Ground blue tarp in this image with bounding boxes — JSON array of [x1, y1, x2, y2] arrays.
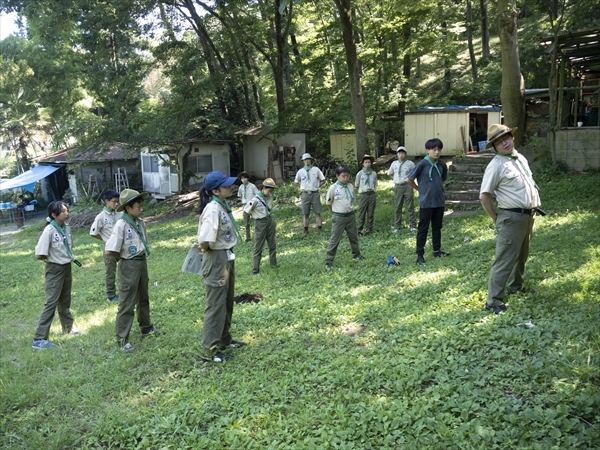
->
[[0, 165, 60, 192]]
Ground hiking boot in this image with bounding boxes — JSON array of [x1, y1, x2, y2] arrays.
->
[[32, 339, 54, 350]]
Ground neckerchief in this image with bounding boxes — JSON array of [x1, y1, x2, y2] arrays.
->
[[424, 156, 442, 181], [212, 195, 242, 240], [122, 213, 151, 256], [397, 160, 405, 176], [50, 220, 73, 259], [103, 206, 116, 224], [335, 180, 352, 201], [361, 168, 372, 186], [255, 192, 271, 218], [241, 184, 248, 202], [495, 151, 540, 190], [304, 165, 313, 182]]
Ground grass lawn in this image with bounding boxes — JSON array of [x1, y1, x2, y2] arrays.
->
[[1, 169, 599, 449]]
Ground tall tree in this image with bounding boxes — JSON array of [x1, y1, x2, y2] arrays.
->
[[466, 0, 478, 82], [332, 0, 368, 162], [497, 0, 525, 146], [480, 0, 490, 58]]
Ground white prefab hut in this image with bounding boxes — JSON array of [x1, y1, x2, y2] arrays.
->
[[404, 105, 502, 156], [142, 140, 235, 197], [235, 126, 306, 183]]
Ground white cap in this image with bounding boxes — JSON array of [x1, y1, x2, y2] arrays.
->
[[397, 146, 407, 153], [301, 153, 313, 160]]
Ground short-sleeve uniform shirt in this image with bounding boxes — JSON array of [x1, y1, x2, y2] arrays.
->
[[355, 169, 378, 193], [90, 209, 122, 242], [105, 218, 148, 259], [238, 183, 258, 205], [295, 166, 325, 191], [326, 183, 355, 214], [35, 223, 74, 265], [198, 201, 238, 250], [387, 160, 415, 184], [243, 194, 273, 219]]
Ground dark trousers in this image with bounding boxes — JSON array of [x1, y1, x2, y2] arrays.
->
[[416, 207, 445, 255], [34, 262, 74, 340]]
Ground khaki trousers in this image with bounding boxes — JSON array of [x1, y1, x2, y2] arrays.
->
[[34, 262, 74, 340], [393, 183, 416, 229], [201, 249, 235, 356], [243, 211, 252, 241], [104, 254, 118, 299], [115, 258, 153, 343], [487, 210, 534, 307], [253, 217, 277, 272], [357, 191, 376, 233], [325, 213, 360, 264]]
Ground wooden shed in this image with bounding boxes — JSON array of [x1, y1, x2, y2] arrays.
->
[[404, 105, 502, 156], [329, 129, 382, 161]]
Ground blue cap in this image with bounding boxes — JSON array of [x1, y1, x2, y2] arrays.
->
[[204, 171, 237, 191]]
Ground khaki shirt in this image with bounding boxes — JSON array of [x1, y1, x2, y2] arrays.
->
[[90, 209, 122, 242], [243, 194, 273, 219], [198, 201, 238, 250], [355, 169, 378, 193], [35, 223, 75, 265], [387, 160, 415, 184], [238, 182, 258, 204], [326, 182, 355, 213], [480, 151, 541, 210], [105, 217, 149, 259], [295, 166, 325, 191]]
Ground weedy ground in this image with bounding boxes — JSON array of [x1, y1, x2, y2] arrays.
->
[[1, 169, 599, 449]]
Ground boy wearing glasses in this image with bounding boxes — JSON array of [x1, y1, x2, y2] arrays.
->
[[90, 190, 122, 302], [407, 139, 450, 265]]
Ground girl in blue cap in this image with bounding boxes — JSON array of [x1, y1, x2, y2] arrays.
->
[[197, 171, 246, 363]]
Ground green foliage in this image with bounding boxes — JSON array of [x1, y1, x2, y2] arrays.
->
[[1, 171, 599, 448]]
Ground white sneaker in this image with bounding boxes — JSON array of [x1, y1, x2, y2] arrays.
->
[[410, 227, 417, 232], [121, 343, 135, 352], [393, 229, 399, 234]]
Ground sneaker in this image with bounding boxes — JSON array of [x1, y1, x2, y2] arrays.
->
[[353, 255, 365, 261], [121, 342, 135, 352], [141, 328, 163, 339], [393, 229, 399, 234], [507, 287, 535, 296], [485, 303, 507, 314], [433, 251, 450, 257], [32, 339, 54, 350], [410, 227, 418, 232], [203, 352, 234, 363], [228, 340, 247, 348], [66, 330, 80, 336], [416, 255, 425, 265], [252, 270, 260, 276], [358, 231, 363, 236], [325, 263, 333, 269], [364, 230, 371, 236], [245, 238, 251, 243], [107, 296, 119, 303], [303, 229, 309, 236]]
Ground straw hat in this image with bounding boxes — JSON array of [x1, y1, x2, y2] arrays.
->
[[362, 154, 375, 163], [486, 124, 518, 149], [260, 178, 277, 189], [117, 189, 148, 212]]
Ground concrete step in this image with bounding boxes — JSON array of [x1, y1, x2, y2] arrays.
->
[[446, 180, 482, 191], [445, 190, 481, 201], [450, 163, 487, 173], [445, 199, 481, 210], [451, 152, 495, 165], [446, 171, 485, 180]]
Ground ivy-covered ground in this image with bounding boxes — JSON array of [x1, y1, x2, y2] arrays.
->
[[1, 169, 599, 449]]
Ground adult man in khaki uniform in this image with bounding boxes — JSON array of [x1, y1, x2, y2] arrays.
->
[[480, 124, 542, 314]]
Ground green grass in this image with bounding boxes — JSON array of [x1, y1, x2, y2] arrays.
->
[[1, 171, 599, 449]]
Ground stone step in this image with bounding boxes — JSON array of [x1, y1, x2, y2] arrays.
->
[[450, 163, 487, 173], [445, 190, 481, 201], [446, 171, 486, 180], [445, 199, 481, 210], [446, 180, 482, 191]]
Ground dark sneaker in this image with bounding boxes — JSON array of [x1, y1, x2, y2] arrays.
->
[[416, 255, 425, 265], [485, 303, 507, 314], [107, 296, 119, 303], [353, 255, 365, 261], [141, 328, 163, 339], [32, 339, 54, 350], [245, 239, 251, 243], [228, 340, 247, 348], [252, 270, 260, 276], [358, 230, 363, 236], [303, 229, 309, 236], [203, 352, 234, 363], [325, 263, 333, 269], [433, 251, 450, 257], [364, 230, 371, 236]]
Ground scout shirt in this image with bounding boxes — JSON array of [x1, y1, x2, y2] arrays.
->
[[90, 208, 122, 242], [326, 182, 355, 214], [198, 201, 239, 250], [387, 159, 415, 184], [480, 150, 541, 210], [238, 182, 258, 205], [105, 217, 149, 259], [294, 166, 325, 192], [243, 193, 273, 219], [355, 168, 378, 193], [35, 222, 75, 265]]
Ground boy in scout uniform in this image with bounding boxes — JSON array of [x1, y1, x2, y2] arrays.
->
[[237, 172, 258, 242], [294, 153, 326, 235], [325, 166, 364, 269], [105, 189, 160, 352], [243, 178, 277, 275], [90, 189, 121, 302], [32, 201, 80, 349], [355, 154, 378, 236], [387, 146, 417, 233]]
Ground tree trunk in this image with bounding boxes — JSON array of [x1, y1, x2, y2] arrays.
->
[[467, 0, 478, 82], [333, 0, 368, 163], [497, 0, 526, 146], [480, 0, 490, 58]]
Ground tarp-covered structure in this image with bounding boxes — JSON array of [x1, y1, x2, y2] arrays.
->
[[0, 165, 60, 193]]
